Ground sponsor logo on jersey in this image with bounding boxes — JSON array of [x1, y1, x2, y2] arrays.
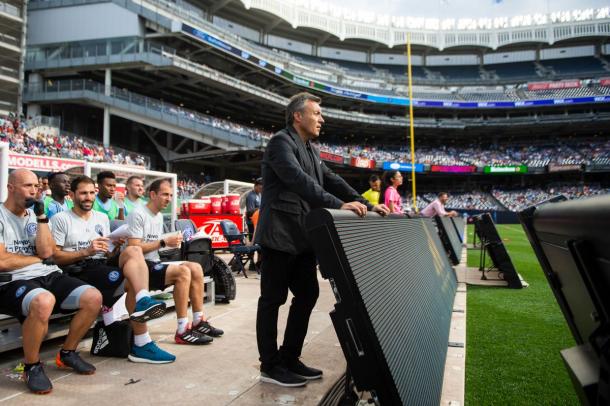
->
[[15, 285, 27, 298], [26, 222, 37, 237], [108, 270, 121, 282]]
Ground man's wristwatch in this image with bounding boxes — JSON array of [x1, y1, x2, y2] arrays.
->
[[36, 216, 49, 224], [159, 239, 166, 248]]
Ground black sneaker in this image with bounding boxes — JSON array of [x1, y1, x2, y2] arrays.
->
[[24, 363, 53, 394], [175, 326, 213, 345], [260, 365, 307, 387], [193, 320, 224, 337], [55, 351, 96, 375], [284, 359, 323, 380]]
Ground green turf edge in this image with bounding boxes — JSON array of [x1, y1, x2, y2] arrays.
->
[[464, 224, 579, 406]]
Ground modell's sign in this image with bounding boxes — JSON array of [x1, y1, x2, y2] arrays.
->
[[319, 151, 343, 163], [8, 153, 84, 172], [527, 80, 581, 91], [350, 157, 375, 169]]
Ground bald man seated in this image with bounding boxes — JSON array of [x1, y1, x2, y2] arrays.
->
[[0, 169, 103, 395]]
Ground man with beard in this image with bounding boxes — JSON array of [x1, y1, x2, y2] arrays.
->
[[51, 175, 174, 364], [127, 178, 224, 347], [123, 176, 147, 217], [44, 172, 73, 219], [93, 171, 124, 221], [0, 169, 102, 394]]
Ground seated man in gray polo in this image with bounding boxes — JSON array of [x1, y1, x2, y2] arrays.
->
[[0, 169, 102, 395]]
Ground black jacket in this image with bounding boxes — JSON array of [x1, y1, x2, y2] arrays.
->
[[254, 125, 373, 255]]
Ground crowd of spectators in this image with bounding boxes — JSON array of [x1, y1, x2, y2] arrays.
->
[[177, 178, 206, 200], [1, 114, 149, 167], [317, 141, 610, 167], [492, 185, 610, 212]]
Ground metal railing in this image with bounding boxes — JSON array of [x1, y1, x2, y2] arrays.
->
[[24, 79, 270, 149]]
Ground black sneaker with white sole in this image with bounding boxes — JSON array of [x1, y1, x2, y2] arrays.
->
[[284, 359, 323, 380], [260, 365, 307, 387]]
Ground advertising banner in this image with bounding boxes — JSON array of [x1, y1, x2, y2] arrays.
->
[[382, 162, 424, 172], [350, 157, 376, 169], [483, 165, 528, 174], [320, 151, 344, 164], [527, 80, 581, 91], [8, 153, 85, 172], [548, 164, 582, 172], [430, 165, 476, 173]]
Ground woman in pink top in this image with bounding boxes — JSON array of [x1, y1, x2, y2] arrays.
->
[[383, 170, 403, 213]]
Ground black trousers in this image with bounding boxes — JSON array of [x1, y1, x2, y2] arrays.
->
[[256, 246, 319, 371]]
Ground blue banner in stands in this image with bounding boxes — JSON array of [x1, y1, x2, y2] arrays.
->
[[382, 162, 424, 172], [180, 23, 610, 110]]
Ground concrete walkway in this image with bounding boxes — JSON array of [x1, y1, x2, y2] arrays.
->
[[0, 271, 346, 405]]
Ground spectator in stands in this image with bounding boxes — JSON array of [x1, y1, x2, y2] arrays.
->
[[50, 175, 170, 363], [127, 179, 223, 351], [383, 170, 403, 214], [93, 171, 124, 221], [420, 192, 458, 218], [255, 92, 389, 388], [44, 172, 73, 219], [124, 175, 147, 217], [362, 174, 382, 205], [0, 169, 102, 394]]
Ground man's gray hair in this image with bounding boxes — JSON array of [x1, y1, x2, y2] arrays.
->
[[285, 92, 321, 126]]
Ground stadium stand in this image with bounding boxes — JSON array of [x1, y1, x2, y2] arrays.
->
[[1, 114, 150, 167]]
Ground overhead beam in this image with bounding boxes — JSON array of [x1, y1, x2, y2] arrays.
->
[[210, 0, 232, 14]]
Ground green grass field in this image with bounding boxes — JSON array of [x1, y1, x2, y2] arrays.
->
[[465, 224, 579, 405]]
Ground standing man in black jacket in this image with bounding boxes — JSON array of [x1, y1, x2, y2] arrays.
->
[[255, 92, 389, 387]]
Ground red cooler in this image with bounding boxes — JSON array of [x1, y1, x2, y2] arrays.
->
[[226, 194, 240, 215], [200, 197, 211, 214], [187, 199, 208, 214], [210, 195, 222, 214], [221, 195, 228, 213]]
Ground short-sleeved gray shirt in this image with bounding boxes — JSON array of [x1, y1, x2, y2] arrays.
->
[[0, 204, 61, 285], [51, 210, 111, 260], [127, 205, 163, 262]]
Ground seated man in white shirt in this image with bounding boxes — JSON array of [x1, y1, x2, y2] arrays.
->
[[420, 192, 458, 218], [0, 169, 102, 394], [127, 178, 224, 347]]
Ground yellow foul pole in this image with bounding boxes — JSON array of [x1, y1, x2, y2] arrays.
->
[[407, 33, 417, 212]]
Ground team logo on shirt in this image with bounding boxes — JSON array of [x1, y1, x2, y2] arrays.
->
[[15, 286, 27, 298], [108, 271, 120, 282], [153, 263, 165, 271], [94, 225, 104, 236], [26, 223, 37, 237]]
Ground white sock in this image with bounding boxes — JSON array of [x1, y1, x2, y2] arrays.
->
[[177, 317, 189, 334], [134, 332, 152, 347], [135, 289, 150, 302], [192, 312, 204, 326]]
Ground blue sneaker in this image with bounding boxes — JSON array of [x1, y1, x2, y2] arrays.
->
[[130, 296, 166, 323], [128, 342, 176, 364]]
